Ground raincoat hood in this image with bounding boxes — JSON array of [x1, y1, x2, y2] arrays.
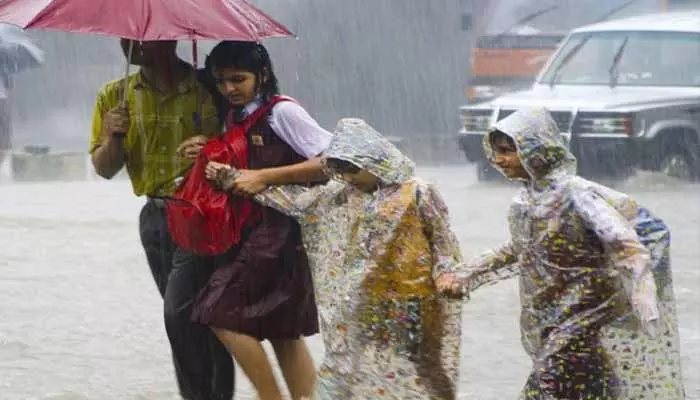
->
[[324, 118, 416, 185], [484, 108, 577, 182]]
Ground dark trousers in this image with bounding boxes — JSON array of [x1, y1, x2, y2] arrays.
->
[[139, 200, 234, 400]]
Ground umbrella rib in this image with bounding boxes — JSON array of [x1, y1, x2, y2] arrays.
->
[[6, 0, 54, 29], [240, 0, 261, 42]]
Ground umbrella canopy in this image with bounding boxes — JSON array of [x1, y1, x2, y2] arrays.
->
[[0, 0, 293, 41], [0, 0, 293, 121]]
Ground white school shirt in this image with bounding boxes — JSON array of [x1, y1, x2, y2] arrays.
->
[[241, 99, 332, 159]]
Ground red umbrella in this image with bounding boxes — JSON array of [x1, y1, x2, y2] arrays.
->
[[0, 0, 293, 41], [0, 0, 294, 111]]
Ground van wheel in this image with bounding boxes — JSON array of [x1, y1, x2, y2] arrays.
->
[[659, 147, 695, 181]]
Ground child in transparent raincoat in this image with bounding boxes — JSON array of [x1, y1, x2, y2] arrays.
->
[[207, 118, 465, 399], [447, 108, 685, 399]]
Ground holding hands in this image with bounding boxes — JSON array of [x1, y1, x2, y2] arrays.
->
[[435, 272, 469, 299]]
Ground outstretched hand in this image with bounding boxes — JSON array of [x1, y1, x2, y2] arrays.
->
[[230, 169, 269, 197], [435, 272, 468, 299]]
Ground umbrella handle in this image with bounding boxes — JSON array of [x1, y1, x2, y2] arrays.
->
[[115, 40, 134, 139], [192, 39, 202, 133]]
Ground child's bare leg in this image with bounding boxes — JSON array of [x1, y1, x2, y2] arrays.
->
[[270, 338, 316, 399], [213, 328, 283, 400]]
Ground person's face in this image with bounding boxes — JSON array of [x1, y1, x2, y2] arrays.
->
[[324, 159, 380, 192], [212, 67, 263, 107], [120, 39, 176, 66], [339, 169, 380, 192], [490, 135, 530, 180]]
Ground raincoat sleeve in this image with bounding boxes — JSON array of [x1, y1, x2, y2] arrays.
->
[[253, 180, 346, 220], [416, 183, 465, 279], [571, 190, 660, 327], [461, 241, 520, 293]]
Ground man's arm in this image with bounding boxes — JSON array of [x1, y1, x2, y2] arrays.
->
[[89, 93, 129, 179], [91, 138, 126, 179]]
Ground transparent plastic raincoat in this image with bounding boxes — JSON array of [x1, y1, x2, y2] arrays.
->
[[250, 118, 464, 399], [462, 108, 684, 399]]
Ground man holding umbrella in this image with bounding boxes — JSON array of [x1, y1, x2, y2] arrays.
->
[[0, 0, 296, 397], [90, 39, 233, 400]]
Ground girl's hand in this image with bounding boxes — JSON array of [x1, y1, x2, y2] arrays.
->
[[435, 272, 468, 299], [231, 169, 269, 196], [205, 161, 231, 181], [205, 161, 237, 191]]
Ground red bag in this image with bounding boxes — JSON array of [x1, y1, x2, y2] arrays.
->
[[166, 95, 294, 256]]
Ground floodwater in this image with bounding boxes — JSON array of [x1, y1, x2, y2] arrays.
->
[[0, 165, 698, 399]]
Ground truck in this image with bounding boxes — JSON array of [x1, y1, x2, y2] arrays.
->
[[458, 10, 700, 182], [464, 1, 668, 105], [466, 30, 564, 104]]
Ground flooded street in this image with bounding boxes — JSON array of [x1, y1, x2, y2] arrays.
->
[[0, 164, 698, 399]]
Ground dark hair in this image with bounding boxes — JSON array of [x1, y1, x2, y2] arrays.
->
[[489, 129, 515, 149], [325, 158, 361, 174], [205, 41, 280, 101]]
